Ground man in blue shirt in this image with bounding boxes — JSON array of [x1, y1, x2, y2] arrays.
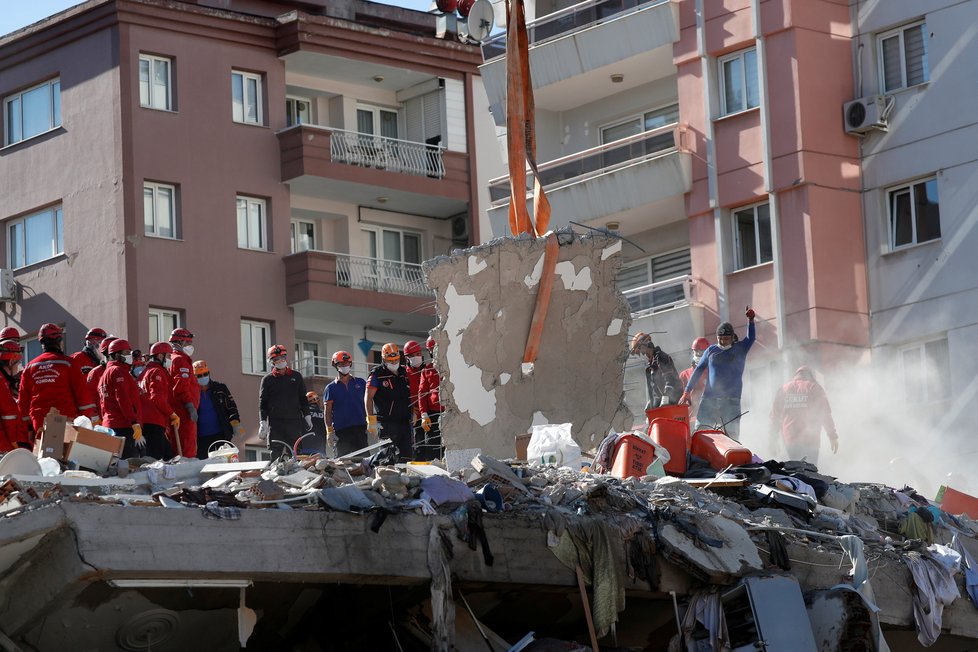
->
[[323, 350, 368, 456], [680, 307, 756, 440]]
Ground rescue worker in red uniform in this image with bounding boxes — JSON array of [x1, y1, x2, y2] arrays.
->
[[417, 336, 443, 461], [168, 328, 200, 458], [70, 327, 108, 376], [0, 340, 30, 451], [97, 338, 145, 458], [769, 366, 839, 465], [678, 337, 710, 423], [366, 343, 414, 461], [0, 328, 22, 398], [19, 323, 98, 438], [403, 340, 425, 454], [140, 342, 179, 459]]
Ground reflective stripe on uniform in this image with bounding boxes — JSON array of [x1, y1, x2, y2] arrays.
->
[[78, 403, 96, 410], [0, 415, 15, 420], [27, 359, 71, 368]]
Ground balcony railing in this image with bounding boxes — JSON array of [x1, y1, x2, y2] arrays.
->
[[328, 128, 445, 178], [482, 0, 667, 60], [488, 123, 682, 204], [622, 274, 693, 318], [330, 251, 431, 298]]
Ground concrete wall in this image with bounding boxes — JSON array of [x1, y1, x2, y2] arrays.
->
[[425, 233, 632, 457]]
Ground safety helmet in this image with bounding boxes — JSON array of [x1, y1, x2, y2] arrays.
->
[[381, 343, 400, 363], [0, 340, 22, 362], [0, 327, 20, 340], [403, 340, 422, 357], [86, 327, 108, 340], [99, 336, 118, 354], [305, 391, 318, 402], [436, 0, 458, 13], [716, 322, 735, 338], [169, 327, 194, 343], [691, 337, 710, 352], [38, 323, 64, 341], [108, 338, 132, 354], [331, 350, 352, 367], [149, 341, 173, 356], [425, 336, 435, 351], [629, 332, 652, 354], [266, 344, 288, 360], [193, 359, 209, 375]]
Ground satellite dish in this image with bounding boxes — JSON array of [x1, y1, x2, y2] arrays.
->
[[466, 0, 495, 42]]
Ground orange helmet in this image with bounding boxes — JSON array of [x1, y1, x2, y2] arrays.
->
[[193, 359, 210, 375], [629, 332, 652, 354], [266, 344, 288, 360], [381, 343, 400, 362], [403, 340, 422, 357], [306, 391, 318, 402], [331, 350, 352, 367], [0, 340, 22, 363]]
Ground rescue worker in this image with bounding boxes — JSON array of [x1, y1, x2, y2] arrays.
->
[[139, 342, 179, 460], [630, 332, 682, 412], [19, 323, 98, 439], [678, 337, 710, 422], [258, 344, 312, 459], [769, 366, 839, 465], [169, 328, 200, 458], [0, 340, 30, 451], [86, 336, 118, 389], [96, 338, 145, 458], [193, 359, 244, 459], [366, 343, 414, 461], [323, 350, 368, 457], [417, 338, 443, 461], [680, 307, 757, 440], [71, 327, 108, 376], [297, 391, 327, 456], [403, 340, 425, 454], [0, 331, 22, 398]]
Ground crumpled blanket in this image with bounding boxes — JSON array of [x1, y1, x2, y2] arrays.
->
[[681, 589, 729, 652], [904, 550, 961, 646], [900, 511, 934, 544], [951, 534, 978, 609]]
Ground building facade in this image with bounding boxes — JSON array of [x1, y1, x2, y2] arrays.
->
[[0, 0, 490, 453]]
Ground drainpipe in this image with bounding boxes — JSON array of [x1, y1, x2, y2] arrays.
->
[[695, 0, 728, 325], [752, 0, 787, 353]]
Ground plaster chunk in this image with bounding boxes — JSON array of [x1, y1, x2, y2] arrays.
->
[[607, 318, 624, 336], [443, 283, 497, 426], [499, 373, 511, 385], [468, 255, 488, 275], [523, 253, 545, 288], [554, 261, 592, 291]]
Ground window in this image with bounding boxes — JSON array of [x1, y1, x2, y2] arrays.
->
[[286, 97, 312, 127], [357, 105, 398, 139], [363, 227, 421, 265], [888, 177, 940, 249], [4, 77, 61, 146], [732, 202, 772, 269], [719, 49, 759, 116], [231, 70, 263, 125], [290, 219, 315, 254], [139, 55, 172, 111], [296, 340, 321, 377], [21, 337, 41, 363], [901, 338, 948, 403], [404, 92, 443, 145], [236, 196, 267, 250], [600, 104, 679, 144], [356, 227, 422, 293], [879, 22, 928, 93], [617, 248, 691, 314], [241, 320, 270, 375], [148, 308, 180, 344], [144, 182, 176, 238], [8, 205, 63, 269]]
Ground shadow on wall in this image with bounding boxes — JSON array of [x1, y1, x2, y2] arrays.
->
[[10, 291, 95, 346]]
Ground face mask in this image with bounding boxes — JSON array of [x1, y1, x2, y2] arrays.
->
[[122, 354, 134, 365], [182, 345, 195, 357], [197, 376, 210, 386], [337, 365, 352, 375], [385, 362, 400, 373], [133, 366, 145, 377], [163, 358, 173, 370], [409, 356, 423, 368], [718, 343, 732, 351], [274, 360, 288, 370]]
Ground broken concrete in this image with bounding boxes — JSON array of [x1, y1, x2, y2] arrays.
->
[[424, 232, 632, 457]]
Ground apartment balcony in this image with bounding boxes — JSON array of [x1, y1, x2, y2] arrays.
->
[[278, 124, 469, 218], [479, 0, 679, 118], [486, 124, 692, 236]]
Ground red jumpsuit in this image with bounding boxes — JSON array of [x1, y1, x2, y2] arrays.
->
[[418, 365, 442, 415], [140, 362, 175, 429], [769, 367, 838, 462], [97, 361, 142, 429], [406, 364, 424, 420], [19, 352, 98, 435], [0, 378, 29, 452], [170, 350, 200, 457]]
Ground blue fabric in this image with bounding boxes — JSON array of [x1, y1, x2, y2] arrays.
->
[[686, 321, 755, 400], [197, 388, 222, 437], [324, 377, 367, 430]]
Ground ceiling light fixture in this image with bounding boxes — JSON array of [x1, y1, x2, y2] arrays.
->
[[377, 196, 389, 204], [372, 75, 385, 83], [610, 73, 624, 83], [606, 221, 620, 231]]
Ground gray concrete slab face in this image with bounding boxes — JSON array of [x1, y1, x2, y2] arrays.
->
[[423, 233, 632, 458]]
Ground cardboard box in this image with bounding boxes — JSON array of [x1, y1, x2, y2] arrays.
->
[[64, 425, 125, 474], [36, 409, 67, 460], [514, 434, 531, 461]]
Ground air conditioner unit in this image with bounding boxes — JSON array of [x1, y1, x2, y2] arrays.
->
[[451, 215, 470, 242], [843, 95, 890, 135], [0, 269, 15, 303]]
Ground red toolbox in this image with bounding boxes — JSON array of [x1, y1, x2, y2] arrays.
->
[[691, 429, 753, 470]]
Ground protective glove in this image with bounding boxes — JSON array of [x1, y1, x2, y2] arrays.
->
[[659, 395, 673, 407], [230, 419, 245, 438], [169, 413, 181, 430], [830, 437, 839, 454], [745, 306, 756, 321], [304, 414, 313, 431], [326, 425, 338, 453], [258, 420, 269, 441], [132, 424, 146, 450], [678, 391, 691, 406], [421, 413, 432, 432], [185, 403, 198, 423], [366, 415, 378, 437]]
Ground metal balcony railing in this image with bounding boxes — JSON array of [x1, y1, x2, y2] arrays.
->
[[328, 128, 445, 178], [488, 123, 681, 204], [621, 274, 693, 318], [330, 251, 432, 298], [481, 0, 667, 61], [295, 357, 377, 379]]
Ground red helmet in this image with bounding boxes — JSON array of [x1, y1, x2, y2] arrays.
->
[[266, 344, 288, 360], [691, 337, 710, 352], [381, 343, 400, 362], [169, 328, 194, 343], [436, 0, 458, 13], [149, 341, 173, 356], [0, 340, 22, 362], [38, 323, 64, 341], [86, 327, 108, 340], [0, 327, 20, 340], [425, 336, 435, 351], [403, 340, 422, 357], [457, 0, 475, 17], [108, 338, 132, 354], [99, 336, 118, 354], [331, 350, 352, 366]]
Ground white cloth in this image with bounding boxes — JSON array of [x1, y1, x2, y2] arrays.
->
[[905, 551, 961, 646]]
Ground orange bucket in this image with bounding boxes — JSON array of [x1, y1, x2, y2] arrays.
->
[[645, 404, 689, 426], [610, 434, 657, 479], [648, 418, 690, 474]]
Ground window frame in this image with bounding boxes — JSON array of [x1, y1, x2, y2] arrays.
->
[[241, 319, 271, 375], [295, 340, 322, 377], [236, 195, 268, 251], [148, 308, 181, 345], [143, 181, 178, 239], [286, 96, 313, 127], [361, 226, 422, 265], [886, 176, 940, 250], [356, 104, 400, 139], [899, 337, 948, 404], [617, 247, 692, 314], [290, 219, 316, 254], [599, 103, 680, 145], [138, 54, 172, 111], [718, 48, 759, 117], [4, 77, 62, 146], [231, 70, 264, 126], [7, 204, 64, 270], [731, 201, 773, 271], [877, 20, 929, 93]]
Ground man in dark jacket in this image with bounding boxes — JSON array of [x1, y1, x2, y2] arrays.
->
[[193, 359, 244, 459], [630, 332, 682, 412], [258, 344, 311, 459], [366, 343, 413, 461]]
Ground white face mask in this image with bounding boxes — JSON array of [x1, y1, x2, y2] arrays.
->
[[274, 360, 288, 370], [409, 356, 423, 368], [718, 343, 732, 351], [163, 358, 173, 370], [385, 362, 400, 373], [197, 376, 210, 386], [692, 352, 703, 365], [122, 354, 134, 365], [182, 345, 195, 357], [337, 365, 352, 375]]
